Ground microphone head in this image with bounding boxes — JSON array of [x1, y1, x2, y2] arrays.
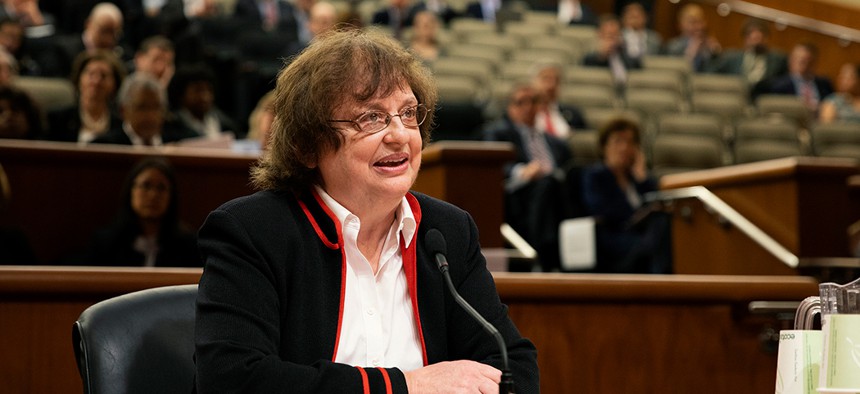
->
[[424, 228, 447, 256]]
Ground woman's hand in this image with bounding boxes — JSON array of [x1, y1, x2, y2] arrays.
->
[[631, 149, 648, 183], [404, 360, 502, 394]]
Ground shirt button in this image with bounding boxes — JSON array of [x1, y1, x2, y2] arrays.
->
[[367, 308, 375, 316], [372, 358, 380, 366]]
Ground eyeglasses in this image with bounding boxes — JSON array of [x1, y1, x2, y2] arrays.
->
[[329, 104, 428, 134], [510, 96, 538, 107], [133, 181, 169, 193]]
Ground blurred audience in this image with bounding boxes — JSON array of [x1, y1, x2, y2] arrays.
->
[[554, 0, 597, 26], [464, 0, 500, 23], [54, 3, 128, 78], [0, 162, 37, 264], [410, 0, 457, 26], [306, 1, 337, 41], [0, 46, 16, 85], [0, 0, 55, 38], [583, 14, 641, 90], [234, 0, 307, 44], [46, 50, 125, 144], [84, 157, 200, 266], [582, 117, 671, 274], [0, 17, 42, 75], [820, 63, 860, 124], [166, 62, 240, 139], [91, 73, 194, 146], [663, 3, 720, 72], [768, 43, 833, 115], [129, 35, 175, 89], [620, 2, 661, 62], [372, 0, 414, 38], [407, 10, 442, 64], [710, 18, 787, 100], [245, 89, 274, 151], [530, 62, 585, 139], [0, 84, 41, 139], [484, 82, 571, 272]]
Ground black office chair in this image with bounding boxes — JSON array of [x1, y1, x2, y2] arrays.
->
[[72, 284, 198, 394]]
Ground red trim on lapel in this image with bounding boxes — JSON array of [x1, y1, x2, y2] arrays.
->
[[402, 192, 428, 365], [298, 194, 339, 250], [304, 189, 348, 363]]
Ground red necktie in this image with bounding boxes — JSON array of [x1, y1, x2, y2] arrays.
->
[[544, 110, 556, 136]]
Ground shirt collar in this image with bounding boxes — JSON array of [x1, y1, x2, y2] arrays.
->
[[122, 122, 163, 146], [314, 185, 417, 248]]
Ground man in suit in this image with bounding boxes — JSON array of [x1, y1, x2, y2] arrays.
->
[[92, 74, 195, 146], [767, 43, 834, 115], [620, 2, 661, 62], [663, 3, 721, 72], [531, 62, 586, 139], [484, 83, 572, 272], [371, 0, 413, 38], [583, 14, 641, 91], [463, 0, 499, 23], [52, 2, 128, 78], [709, 18, 787, 100], [234, 0, 305, 42]]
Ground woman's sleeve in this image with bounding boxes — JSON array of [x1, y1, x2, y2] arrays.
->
[[195, 208, 407, 394]]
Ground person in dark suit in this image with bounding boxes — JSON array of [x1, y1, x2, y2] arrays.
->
[[166, 62, 241, 139], [531, 62, 586, 139], [0, 163, 37, 264], [46, 50, 126, 144], [408, 0, 458, 26], [371, 0, 414, 37], [620, 2, 661, 61], [51, 3, 129, 78], [463, 0, 499, 23], [234, 0, 302, 40], [194, 28, 538, 393], [484, 82, 572, 272], [91, 73, 196, 146], [582, 117, 671, 274], [84, 157, 199, 266], [709, 18, 787, 100], [767, 43, 834, 115], [582, 14, 642, 90], [663, 3, 721, 72]]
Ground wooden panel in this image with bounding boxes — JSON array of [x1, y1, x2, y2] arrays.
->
[[661, 157, 859, 274], [0, 268, 820, 394], [0, 140, 514, 262]]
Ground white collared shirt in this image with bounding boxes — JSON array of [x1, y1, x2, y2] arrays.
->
[[534, 103, 572, 139], [315, 186, 424, 371], [178, 109, 222, 139], [123, 122, 163, 147]]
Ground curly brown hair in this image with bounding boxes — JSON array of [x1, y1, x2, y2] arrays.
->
[[251, 27, 438, 191]]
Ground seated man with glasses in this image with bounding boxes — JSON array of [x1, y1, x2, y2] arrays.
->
[[194, 28, 539, 394], [483, 83, 573, 272]]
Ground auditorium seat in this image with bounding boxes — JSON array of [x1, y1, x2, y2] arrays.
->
[[734, 117, 802, 163], [556, 25, 596, 52], [509, 48, 571, 68], [567, 129, 601, 167], [432, 57, 496, 86], [504, 20, 556, 40], [641, 55, 691, 80], [464, 32, 521, 55], [756, 94, 812, 128], [627, 68, 686, 99], [811, 122, 860, 159], [558, 84, 617, 110], [445, 43, 507, 66], [564, 66, 615, 90], [449, 18, 496, 39], [690, 73, 749, 98], [13, 76, 75, 112], [581, 107, 641, 131], [651, 133, 724, 178]]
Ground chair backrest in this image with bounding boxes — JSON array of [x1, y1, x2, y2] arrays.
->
[[72, 284, 198, 394], [13, 76, 75, 112]]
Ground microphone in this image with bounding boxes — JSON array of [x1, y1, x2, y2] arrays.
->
[[424, 229, 515, 394]]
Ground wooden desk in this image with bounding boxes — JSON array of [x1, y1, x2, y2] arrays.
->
[[0, 267, 818, 393], [661, 157, 860, 275]]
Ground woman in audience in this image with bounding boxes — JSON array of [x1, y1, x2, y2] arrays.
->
[[582, 117, 671, 274], [85, 157, 200, 266], [0, 163, 37, 264], [407, 10, 442, 64], [45, 50, 126, 144], [0, 84, 42, 139], [245, 90, 274, 151], [819, 63, 860, 124]]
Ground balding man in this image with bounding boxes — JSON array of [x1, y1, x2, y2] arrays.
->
[[53, 3, 129, 77]]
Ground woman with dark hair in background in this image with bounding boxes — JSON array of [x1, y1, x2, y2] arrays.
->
[[45, 50, 126, 144], [0, 84, 43, 140], [582, 117, 671, 274], [85, 157, 199, 266]]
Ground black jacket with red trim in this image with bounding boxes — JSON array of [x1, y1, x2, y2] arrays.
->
[[195, 188, 539, 393]]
